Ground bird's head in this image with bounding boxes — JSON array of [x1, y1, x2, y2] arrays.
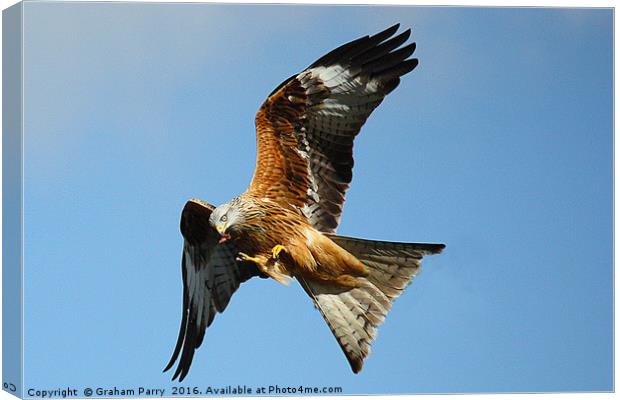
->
[[209, 200, 245, 244]]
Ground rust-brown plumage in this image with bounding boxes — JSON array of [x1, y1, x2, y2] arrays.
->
[[165, 24, 445, 381]]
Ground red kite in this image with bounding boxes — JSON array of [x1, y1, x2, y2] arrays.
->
[[165, 24, 445, 381]]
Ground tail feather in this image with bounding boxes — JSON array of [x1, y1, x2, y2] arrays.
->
[[299, 234, 444, 373]]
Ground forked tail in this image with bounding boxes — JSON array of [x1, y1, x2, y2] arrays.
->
[[298, 234, 444, 373]]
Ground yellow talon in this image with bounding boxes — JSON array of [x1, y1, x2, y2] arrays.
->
[[237, 252, 261, 264], [272, 245, 286, 260]]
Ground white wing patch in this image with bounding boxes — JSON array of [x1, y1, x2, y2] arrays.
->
[[288, 26, 418, 233]]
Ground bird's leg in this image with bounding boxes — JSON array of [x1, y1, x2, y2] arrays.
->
[[236, 252, 262, 264], [271, 244, 287, 260], [237, 252, 290, 285]]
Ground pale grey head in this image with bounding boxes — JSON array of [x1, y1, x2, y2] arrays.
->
[[209, 198, 246, 243]]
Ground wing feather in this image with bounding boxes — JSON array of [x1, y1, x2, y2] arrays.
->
[[248, 24, 418, 232], [164, 199, 264, 381]]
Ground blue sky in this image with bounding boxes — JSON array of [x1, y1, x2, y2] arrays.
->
[[19, 2, 612, 395]]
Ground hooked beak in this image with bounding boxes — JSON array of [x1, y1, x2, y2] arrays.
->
[[216, 225, 230, 244]]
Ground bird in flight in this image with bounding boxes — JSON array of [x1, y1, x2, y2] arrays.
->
[[164, 24, 445, 381]]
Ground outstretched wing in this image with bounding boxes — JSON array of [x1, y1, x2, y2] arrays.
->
[[249, 24, 418, 233], [164, 199, 264, 381]]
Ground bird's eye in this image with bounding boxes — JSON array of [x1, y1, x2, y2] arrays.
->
[[221, 215, 228, 222]]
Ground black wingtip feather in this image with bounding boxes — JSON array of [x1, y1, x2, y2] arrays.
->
[[365, 42, 417, 75], [375, 58, 418, 81], [369, 23, 400, 42], [433, 243, 447, 254], [172, 322, 197, 382], [309, 36, 368, 68], [414, 243, 446, 255], [164, 252, 190, 373], [163, 313, 187, 372], [309, 24, 418, 86], [348, 355, 364, 374], [381, 78, 401, 95], [352, 29, 412, 66], [309, 24, 409, 69]]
